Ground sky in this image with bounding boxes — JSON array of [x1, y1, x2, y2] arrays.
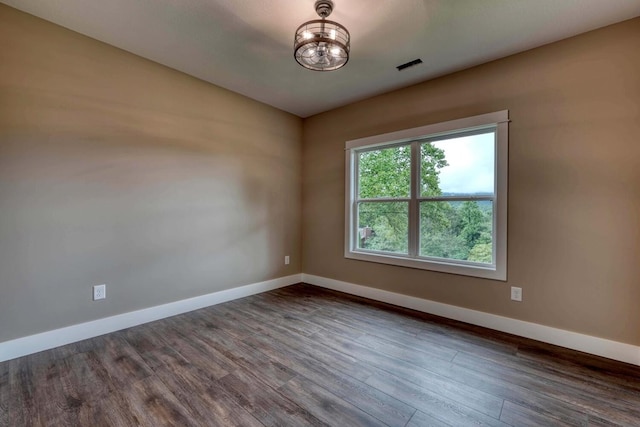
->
[[432, 132, 495, 194]]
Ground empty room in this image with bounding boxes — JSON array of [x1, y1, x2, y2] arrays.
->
[[1, 0, 639, 425]]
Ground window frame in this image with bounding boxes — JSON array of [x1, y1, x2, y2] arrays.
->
[[345, 110, 508, 281]]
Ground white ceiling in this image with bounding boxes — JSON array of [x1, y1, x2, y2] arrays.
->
[[3, 0, 640, 117]]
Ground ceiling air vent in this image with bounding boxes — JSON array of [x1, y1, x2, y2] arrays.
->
[[396, 58, 423, 71]]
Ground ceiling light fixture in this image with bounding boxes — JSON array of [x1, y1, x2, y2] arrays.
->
[[294, 0, 350, 71]]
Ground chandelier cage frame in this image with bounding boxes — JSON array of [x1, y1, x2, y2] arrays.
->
[[294, 2, 350, 71]]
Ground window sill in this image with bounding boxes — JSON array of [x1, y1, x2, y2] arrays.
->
[[345, 250, 506, 281]]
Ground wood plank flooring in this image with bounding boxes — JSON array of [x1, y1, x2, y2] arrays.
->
[[1, 283, 639, 426]]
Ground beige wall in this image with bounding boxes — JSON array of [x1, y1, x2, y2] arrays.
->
[[1, 2, 639, 349], [302, 18, 640, 345], [0, 4, 302, 342]]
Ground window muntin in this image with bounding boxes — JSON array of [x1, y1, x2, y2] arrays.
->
[[345, 111, 508, 280], [417, 130, 496, 266], [355, 143, 411, 255]]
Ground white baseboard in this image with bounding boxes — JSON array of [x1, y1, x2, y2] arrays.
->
[[302, 274, 640, 366], [4, 273, 638, 366], [0, 274, 302, 363]]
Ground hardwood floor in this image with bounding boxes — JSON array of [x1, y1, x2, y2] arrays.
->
[[1, 283, 639, 426]]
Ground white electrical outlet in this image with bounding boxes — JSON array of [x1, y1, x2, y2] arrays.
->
[[284, 255, 290, 265], [511, 286, 522, 302], [93, 284, 106, 301]]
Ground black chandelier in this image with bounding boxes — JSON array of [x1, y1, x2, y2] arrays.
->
[[294, 0, 350, 71]]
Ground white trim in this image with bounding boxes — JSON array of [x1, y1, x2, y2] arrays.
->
[[5, 272, 638, 366], [302, 274, 640, 366], [345, 110, 509, 150], [344, 111, 508, 281], [343, 251, 502, 280], [0, 274, 302, 363]]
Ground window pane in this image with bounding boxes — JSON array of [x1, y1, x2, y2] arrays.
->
[[358, 145, 411, 199], [421, 131, 495, 197], [358, 202, 408, 254], [420, 200, 493, 264]]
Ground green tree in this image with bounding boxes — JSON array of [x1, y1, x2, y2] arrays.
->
[[458, 201, 485, 248], [420, 143, 448, 197], [359, 143, 448, 253], [358, 145, 411, 199], [358, 202, 408, 253], [418, 143, 451, 250], [358, 141, 494, 264], [468, 243, 493, 263]]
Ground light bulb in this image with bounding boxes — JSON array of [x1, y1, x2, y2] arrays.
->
[[303, 31, 314, 40]]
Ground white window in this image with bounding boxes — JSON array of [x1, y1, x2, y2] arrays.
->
[[345, 111, 508, 280]]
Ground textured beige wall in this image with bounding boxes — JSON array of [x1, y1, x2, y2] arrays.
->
[[302, 18, 640, 345], [2, 3, 639, 348], [0, 5, 302, 342]]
